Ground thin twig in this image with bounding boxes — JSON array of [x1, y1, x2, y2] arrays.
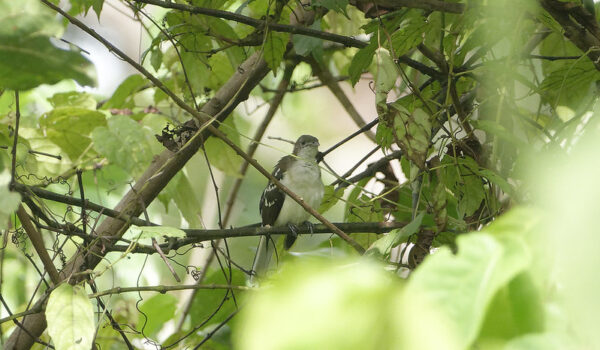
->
[[318, 118, 379, 161], [88, 283, 248, 298]]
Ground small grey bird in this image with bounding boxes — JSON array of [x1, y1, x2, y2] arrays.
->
[[251, 135, 325, 279]]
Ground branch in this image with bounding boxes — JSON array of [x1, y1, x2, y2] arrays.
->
[[349, 0, 465, 17], [540, 0, 600, 70], [133, 0, 368, 48], [107, 221, 408, 254], [16, 206, 61, 285], [13, 183, 156, 228], [88, 283, 248, 298], [335, 150, 403, 189]]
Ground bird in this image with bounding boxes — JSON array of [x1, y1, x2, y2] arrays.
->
[[251, 135, 325, 280]]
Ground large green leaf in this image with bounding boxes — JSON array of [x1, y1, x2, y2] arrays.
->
[[189, 269, 245, 327], [402, 220, 531, 350], [172, 173, 203, 228], [538, 57, 600, 109], [138, 293, 177, 338], [91, 115, 155, 176], [204, 117, 243, 176], [478, 272, 544, 341], [390, 15, 427, 56], [292, 21, 323, 57], [233, 259, 403, 350], [387, 102, 431, 169], [0, 0, 96, 90], [348, 42, 376, 86], [40, 107, 106, 161], [46, 283, 95, 350], [374, 48, 397, 106]]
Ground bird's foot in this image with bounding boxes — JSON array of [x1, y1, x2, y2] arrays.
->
[[302, 221, 314, 234]]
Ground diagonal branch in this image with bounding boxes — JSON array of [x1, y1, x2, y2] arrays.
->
[[16, 206, 61, 285], [540, 0, 600, 70]]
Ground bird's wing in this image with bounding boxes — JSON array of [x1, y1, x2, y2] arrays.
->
[[259, 155, 292, 226]]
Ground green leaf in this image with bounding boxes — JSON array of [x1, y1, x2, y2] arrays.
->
[[40, 107, 106, 160], [172, 174, 203, 228], [388, 103, 431, 168], [204, 117, 243, 176], [456, 171, 484, 218], [263, 31, 289, 74], [0, 181, 21, 230], [374, 48, 397, 106], [91, 115, 155, 176], [375, 121, 394, 149], [504, 333, 572, 350], [390, 16, 427, 56], [318, 185, 344, 214], [313, 0, 349, 17], [47, 91, 97, 109], [348, 42, 376, 86], [479, 272, 544, 341], [538, 57, 600, 109], [366, 212, 424, 257], [0, 1, 96, 90], [46, 283, 95, 350], [189, 269, 246, 327], [101, 74, 147, 109], [69, 0, 105, 18], [292, 21, 323, 57], [138, 294, 177, 337], [233, 259, 403, 350], [403, 229, 531, 350]]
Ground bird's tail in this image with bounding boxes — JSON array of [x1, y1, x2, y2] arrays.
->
[[250, 235, 279, 284], [284, 234, 296, 250]]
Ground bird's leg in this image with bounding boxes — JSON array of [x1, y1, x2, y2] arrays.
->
[[302, 221, 314, 234]]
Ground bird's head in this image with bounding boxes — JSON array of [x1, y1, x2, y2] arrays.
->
[[293, 134, 320, 159]]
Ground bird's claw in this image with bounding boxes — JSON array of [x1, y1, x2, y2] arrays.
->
[[302, 221, 314, 234]]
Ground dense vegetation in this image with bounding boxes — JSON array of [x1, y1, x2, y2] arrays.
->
[[1, 0, 600, 349]]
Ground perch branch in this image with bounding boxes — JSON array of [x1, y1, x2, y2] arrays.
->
[[107, 221, 407, 254]]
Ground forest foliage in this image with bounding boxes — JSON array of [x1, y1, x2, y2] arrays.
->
[[1, 0, 600, 349]]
